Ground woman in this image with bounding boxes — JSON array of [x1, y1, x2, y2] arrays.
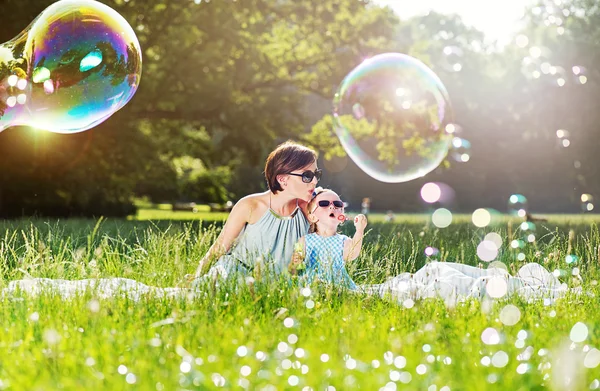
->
[[194, 140, 320, 280]]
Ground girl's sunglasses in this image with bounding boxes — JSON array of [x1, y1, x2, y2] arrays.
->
[[288, 169, 322, 183], [317, 200, 344, 208]]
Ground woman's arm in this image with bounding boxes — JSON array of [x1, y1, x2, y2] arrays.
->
[[194, 198, 256, 277], [343, 214, 367, 262]]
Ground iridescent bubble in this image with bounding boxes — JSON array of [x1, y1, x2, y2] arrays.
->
[[451, 137, 471, 162], [333, 53, 453, 183], [0, 0, 142, 134], [508, 194, 528, 217]]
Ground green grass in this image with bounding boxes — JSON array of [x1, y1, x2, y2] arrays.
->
[[0, 214, 599, 390]]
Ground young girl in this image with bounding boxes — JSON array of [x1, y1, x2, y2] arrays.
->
[[289, 188, 367, 289]]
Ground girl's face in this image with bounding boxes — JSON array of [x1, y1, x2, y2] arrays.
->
[[282, 161, 319, 202], [311, 191, 345, 230]]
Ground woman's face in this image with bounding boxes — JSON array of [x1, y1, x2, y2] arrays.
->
[[283, 161, 319, 202], [311, 190, 345, 229]]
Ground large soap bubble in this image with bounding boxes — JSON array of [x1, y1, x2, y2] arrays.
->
[[333, 53, 453, 183], [0, 0, 142, 134]]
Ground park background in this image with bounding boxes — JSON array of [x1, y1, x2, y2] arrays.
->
[[1, 0, 599, 217]]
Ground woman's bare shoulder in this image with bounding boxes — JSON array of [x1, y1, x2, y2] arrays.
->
[[235, 191, 270, 223]]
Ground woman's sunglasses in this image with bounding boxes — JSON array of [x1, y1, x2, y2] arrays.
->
[[317, 200, 344, 208], [288, 169, 322, 183]]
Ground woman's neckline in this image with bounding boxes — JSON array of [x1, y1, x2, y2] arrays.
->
[[268, 206, 300, 220], [268, 193, 300, 220]]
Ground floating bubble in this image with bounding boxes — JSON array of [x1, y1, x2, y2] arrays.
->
[[472, 208, 492, 228], [477, 240, 499, 262], [508, 194, 528, 217], [499, 305, 521, 326], [0, 0, 142, 134], [333, 53, 453, 183], [441, 46, 463, 72], [450, 137, 471, 162], [432, 208, 452, 228]]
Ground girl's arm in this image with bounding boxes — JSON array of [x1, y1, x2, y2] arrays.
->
[[288, 237, 306, 275], [194, 197, 256, 277], [343, 214, 367, 262]]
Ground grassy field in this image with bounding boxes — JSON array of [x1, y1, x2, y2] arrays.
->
[[0, 210, 599, 390]]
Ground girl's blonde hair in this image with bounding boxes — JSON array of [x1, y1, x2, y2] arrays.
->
[[308, 187, 341, 234]]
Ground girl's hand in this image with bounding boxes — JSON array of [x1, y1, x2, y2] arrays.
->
[[354, 214, 367, 232]]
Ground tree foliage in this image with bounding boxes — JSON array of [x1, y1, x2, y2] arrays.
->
[[0, 0, 599, 216]]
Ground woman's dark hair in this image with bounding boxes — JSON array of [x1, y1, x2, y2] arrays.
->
[[264, 141, 317, 193]]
